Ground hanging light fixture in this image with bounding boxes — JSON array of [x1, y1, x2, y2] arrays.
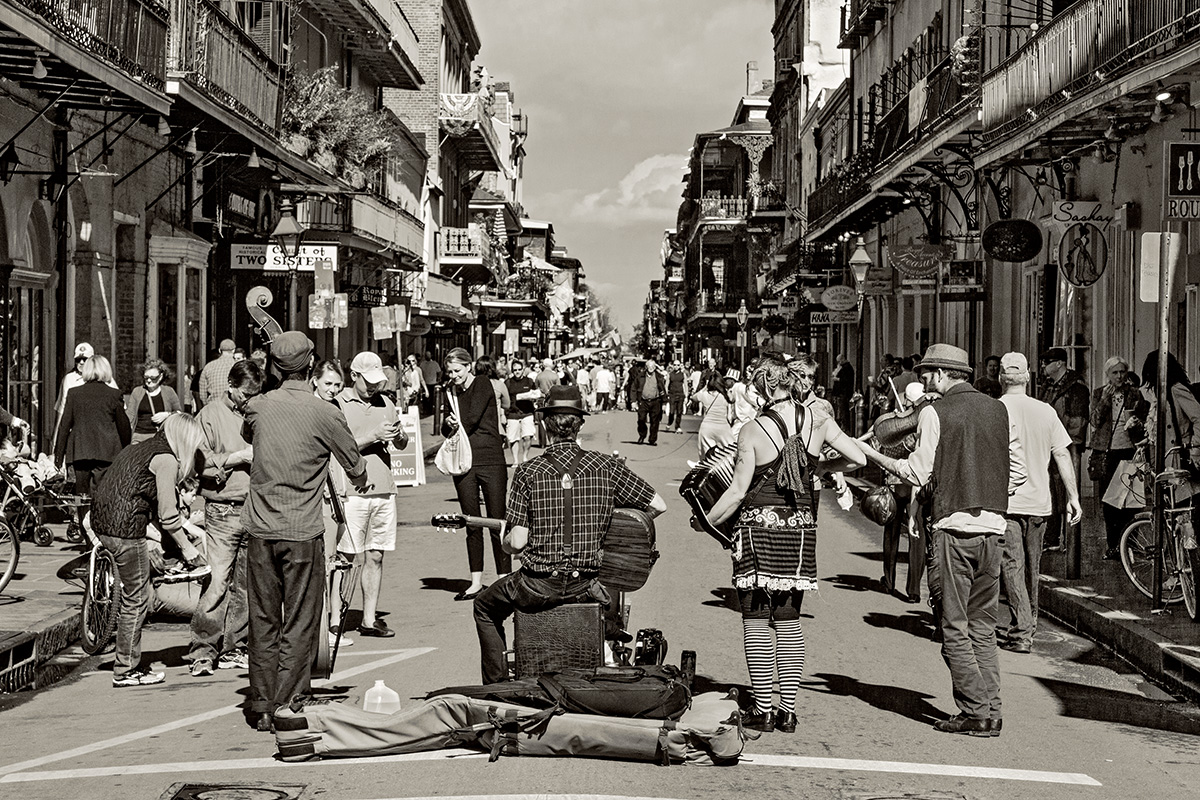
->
[[156, 116, 171, 137], [270, 198, 306, 259], [184, 130, 198, 155], [1155, 81, 1174, 103], [247, 147, 261, 169], [31, 55, 47, 80]]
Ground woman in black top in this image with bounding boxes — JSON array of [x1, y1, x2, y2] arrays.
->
[[442, 347, 510, 600], [54, 355, 132, 496]]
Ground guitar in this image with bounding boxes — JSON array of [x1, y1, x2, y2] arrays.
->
[[430, 508, 658, 593]]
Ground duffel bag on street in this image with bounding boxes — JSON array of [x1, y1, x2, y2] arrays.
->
[[274, 691, 747, 766], [537, 664, 691, 720]]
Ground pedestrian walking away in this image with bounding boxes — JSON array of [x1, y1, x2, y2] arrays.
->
[[473, 385, 667, 684], [1038, 348, 1089, 551], [705, 353, 866, 734], [858, 343, 1027, 737], [241, 331, 368, 732], [336, 351, 409, 640], [53, 355, 131, 506], [198, 339, 239, 410], [997, 352, 1081, 654], [187, 359, 265, 677]]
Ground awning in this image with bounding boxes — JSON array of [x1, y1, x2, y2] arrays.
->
[[560, 346, 605, 360]]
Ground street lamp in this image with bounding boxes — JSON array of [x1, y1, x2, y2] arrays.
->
[[271, 198, 306, 328], [736, 299, 750, 374], [849, 236, 873, 292]]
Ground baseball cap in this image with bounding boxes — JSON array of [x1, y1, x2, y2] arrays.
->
[[904, 382, 925, 404], [1039, 347, 1068, 364], [74, 342, 94, 360], [350, 351, 387, 384], [272, 331, 314, 372], [1001, 352, 1029, 374]]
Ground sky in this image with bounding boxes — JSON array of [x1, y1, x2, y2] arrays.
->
[[471, 0, 776, 335]]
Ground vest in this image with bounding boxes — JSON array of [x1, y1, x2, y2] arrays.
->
[[91, 434, 174, 539], [930, 382, 1010, 527]]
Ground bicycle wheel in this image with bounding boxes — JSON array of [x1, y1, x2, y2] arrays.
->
[[0, 519, 17, 594], [1177, 532, 1199, 622], [80, 547, 122, 655], [1120, 515, 1183, 605]]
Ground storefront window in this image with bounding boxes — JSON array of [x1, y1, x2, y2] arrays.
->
[[159, 263, 179, 375], [7, 286, 43, 451]]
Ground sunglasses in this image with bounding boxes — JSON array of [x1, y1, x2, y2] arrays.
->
[[144, 373, 162, 381]]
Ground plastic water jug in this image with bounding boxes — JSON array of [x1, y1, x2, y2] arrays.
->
[[363, 680, 401, 715]]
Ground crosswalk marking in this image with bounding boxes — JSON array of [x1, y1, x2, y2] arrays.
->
[[0, 746, 1100, 786]]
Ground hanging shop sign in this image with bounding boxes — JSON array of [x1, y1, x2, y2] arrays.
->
[[889, 244, 953, 278], [348, 284, 387, 308], [230, 242, 339, 272], [982, 219, 1042, 263], [1057, 222, 1109, 287], [1164, 141, 1200, 220], [940, 260, 986, 301], [1051, 200, 1113, 230], [810, 310, 857, 325], [820, 285, 858, 312]]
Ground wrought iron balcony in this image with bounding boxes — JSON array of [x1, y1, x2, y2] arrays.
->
[[167, 0, 282, 133], [839, 0, 890, 49], [304, 0, 421, 88], [299, 193, 423, 259], [807, 147, 876, 230], [439, 94, 504, 173], [439, 225, 485, 261], [12, 0, 169, 90], [981, 0, 1200, 146], [699, 196, 748, 219]]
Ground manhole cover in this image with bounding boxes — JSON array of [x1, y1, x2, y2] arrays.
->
[[163, 784, 308, 800]]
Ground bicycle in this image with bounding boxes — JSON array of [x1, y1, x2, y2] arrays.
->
[[0, 517, 17, 595], [78, 536, 123, 655], [1119, 448, 1198, 620]]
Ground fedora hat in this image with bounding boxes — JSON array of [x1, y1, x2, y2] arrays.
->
[[916, 343, 972, 376], [537, 385, 589, 416]]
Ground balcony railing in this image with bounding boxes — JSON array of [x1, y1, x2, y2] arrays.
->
[[168, 0, 282, 132], [439, 94, 503, 172], [807, 146, 876, 229], [699, 197, 748, 218], [17, 0, 169, 89], [688, 291, 757, 318], [982, 0, 1200, 144], [839, 0, 890, 49], [349, 194, 423, 257]]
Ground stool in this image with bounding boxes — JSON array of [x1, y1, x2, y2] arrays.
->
[[511, 603, 604, 678]]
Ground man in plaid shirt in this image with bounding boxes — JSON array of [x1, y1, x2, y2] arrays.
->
[[473, 385, 666, 683]]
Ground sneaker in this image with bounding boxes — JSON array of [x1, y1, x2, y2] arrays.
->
[[113, 668, 165, 687], [217, 648, 248, 670], [329, 628, 354, 648], [189, 658, 215, 677]]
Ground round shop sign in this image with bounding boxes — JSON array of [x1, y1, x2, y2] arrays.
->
[[821, 285, 858, 312], [982, 219, 1043, 263], [407, 315, 432, 336], [1057, 222, 1108, 287]]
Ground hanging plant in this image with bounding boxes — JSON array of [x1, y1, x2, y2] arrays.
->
[[283, 67, 400, 173]]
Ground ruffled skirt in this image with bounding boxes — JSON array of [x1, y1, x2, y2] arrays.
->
[[731, 505, 818, 593]]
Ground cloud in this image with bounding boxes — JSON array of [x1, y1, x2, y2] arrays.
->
[[569, 152, 689, 225]]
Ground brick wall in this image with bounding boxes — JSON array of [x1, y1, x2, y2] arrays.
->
[[387, 0, 444, 177]]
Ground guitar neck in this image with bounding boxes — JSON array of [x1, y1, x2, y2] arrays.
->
[[459, 515, 505, 531]]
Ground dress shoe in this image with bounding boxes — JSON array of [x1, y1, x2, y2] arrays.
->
[[934, 714, 991, 736], [999, 640, 1031, 654], [358, 620, 396, 637], [255, 712, 275, 733], [986, 717, 1003, 737], [741, 708, 774, 733], [454, 585, 487, 602], [774, 709, 797, 733], [637, 437, 645, 445], [879, 576, 894, 594]]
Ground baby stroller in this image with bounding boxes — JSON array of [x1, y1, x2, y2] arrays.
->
[[0, 423, 89, 546]]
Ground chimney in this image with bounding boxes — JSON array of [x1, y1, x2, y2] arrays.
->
[[746, 61, 758, 95]]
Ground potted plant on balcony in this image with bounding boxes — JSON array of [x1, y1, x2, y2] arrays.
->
[[283, 67, 400, 186], [746, 178, 777, 212]]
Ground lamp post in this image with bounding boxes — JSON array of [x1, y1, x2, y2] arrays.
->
[[849, 236, 873, 294], [735, 298, 750, 374], [270, 198, 306, 329]]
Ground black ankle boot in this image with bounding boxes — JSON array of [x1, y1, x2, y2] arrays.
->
[[774, 709, 797, 733], [741, 707, 774, 732]]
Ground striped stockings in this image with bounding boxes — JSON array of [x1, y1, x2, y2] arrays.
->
[[742, 617, 806, 714]]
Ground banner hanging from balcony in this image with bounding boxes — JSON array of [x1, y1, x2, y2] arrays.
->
[[889, 244, 953, 278]]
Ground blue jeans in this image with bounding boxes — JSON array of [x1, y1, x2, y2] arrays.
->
[[189, 501, 249, 662], [97, 534, 150, 678], [1000, 515, 1045, 646], [934, 528, 1002, 720]]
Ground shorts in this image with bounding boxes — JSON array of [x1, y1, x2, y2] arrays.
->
[[505, 415, 536, 443], [338, 495, 397, 553]]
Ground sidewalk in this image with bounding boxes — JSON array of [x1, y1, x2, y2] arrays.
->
[[845, 473, 1200, 701], [0, 415, 447, 694]]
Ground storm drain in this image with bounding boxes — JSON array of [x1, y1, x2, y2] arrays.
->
[[162, 783, 309, 800]]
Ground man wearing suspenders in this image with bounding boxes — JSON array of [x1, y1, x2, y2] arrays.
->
[[472, 385, 667, 684]]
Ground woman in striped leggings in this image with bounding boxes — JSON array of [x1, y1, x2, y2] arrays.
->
[[707, 353, 866, 732]]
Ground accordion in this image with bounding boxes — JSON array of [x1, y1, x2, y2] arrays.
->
[[679, 443, 738, 549]]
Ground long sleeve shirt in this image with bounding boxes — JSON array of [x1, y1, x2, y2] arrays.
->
[[196, 396, 252, 503], [892, 404, 1027, 534]]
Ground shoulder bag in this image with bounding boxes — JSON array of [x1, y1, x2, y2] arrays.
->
[[434, 390, 473, 476]]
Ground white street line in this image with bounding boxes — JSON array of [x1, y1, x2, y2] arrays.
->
[[1, 744, 1100, 787], [741, 753, 1102, 786], [0, 647, 435, 778]]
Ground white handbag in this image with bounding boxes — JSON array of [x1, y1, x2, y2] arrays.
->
[[434, 390, 473, 476]]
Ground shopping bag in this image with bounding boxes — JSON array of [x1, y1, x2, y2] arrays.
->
[[434, 391, 472, 476], [1102, 459, 1144, 509]]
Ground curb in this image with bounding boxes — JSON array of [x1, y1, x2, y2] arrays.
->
[[0, 606, 80, 693]]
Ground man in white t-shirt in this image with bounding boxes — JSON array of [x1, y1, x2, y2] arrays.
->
[[997, 352, 1081, 654], [593, 363, 615, 412], [575, 362, 592, 411]]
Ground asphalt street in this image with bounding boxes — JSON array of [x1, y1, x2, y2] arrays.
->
[[1, 409, 1198, 800]]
